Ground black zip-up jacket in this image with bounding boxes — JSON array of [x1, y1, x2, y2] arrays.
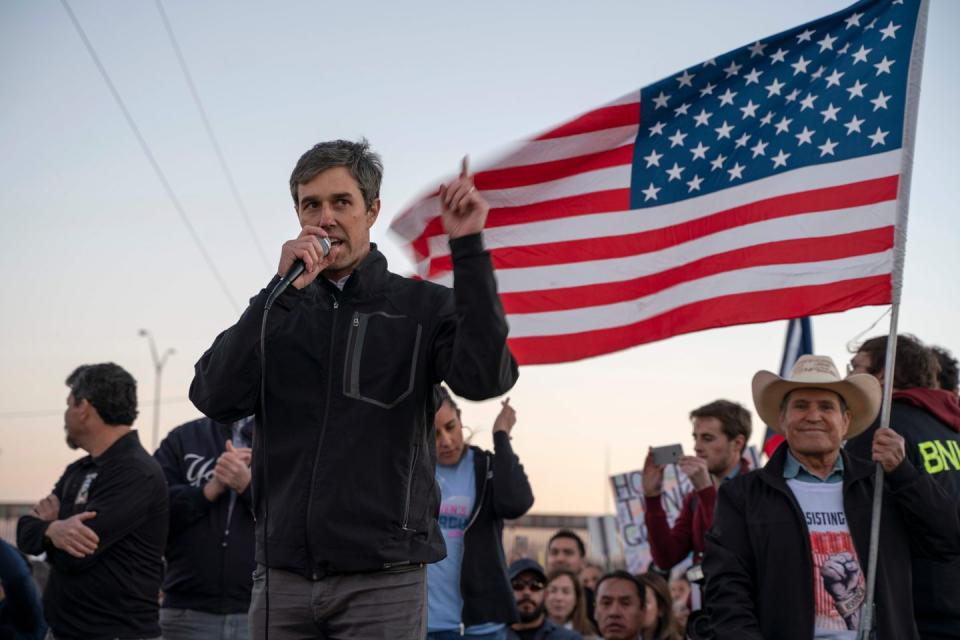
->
[[846, 392, 960, 640], [16, 431, 168, 640], [154, 417, 256, 614], [703, 445, 960, 640], [458, 433, 534, 626], [190, 236, 518, 577]]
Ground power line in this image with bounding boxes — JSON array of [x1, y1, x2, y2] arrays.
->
[[153, 0, 272, 272], [59, 0, 241, 314]]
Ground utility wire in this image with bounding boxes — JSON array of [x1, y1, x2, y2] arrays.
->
[[59, 0, 241, 314], [153, 0, 271, 271]]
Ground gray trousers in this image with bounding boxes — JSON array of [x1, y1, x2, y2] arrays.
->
[[160, 608, 249, 640], [248, 564, 426, 640], [45, 633, 160, 640]]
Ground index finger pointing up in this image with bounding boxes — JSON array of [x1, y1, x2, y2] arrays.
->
[[460, 155, 470, 179]]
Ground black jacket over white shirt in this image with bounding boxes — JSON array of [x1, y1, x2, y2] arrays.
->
[[190, 236, 518, 577], [459, 434, 535, 626], [154, 417, 256, 614], [703, 445, 960, 640]]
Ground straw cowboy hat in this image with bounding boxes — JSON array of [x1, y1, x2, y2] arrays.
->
[[752, 355, 882, 439]]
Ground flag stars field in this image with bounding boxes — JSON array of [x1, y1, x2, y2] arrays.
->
[[617, 2, 912, 214]]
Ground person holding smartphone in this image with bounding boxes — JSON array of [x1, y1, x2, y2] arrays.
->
[[641, 400, 752, 587]]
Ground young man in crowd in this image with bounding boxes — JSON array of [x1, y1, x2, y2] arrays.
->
[[546, 530, 587, 576], [705, 355, 960, 638], [846, 335, 960, 639], [17, 364, 168, 640], [154, 416, 256, 640], [506, 559, 580, 640], [642, 400, 751, 569]]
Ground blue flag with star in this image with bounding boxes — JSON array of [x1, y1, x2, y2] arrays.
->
[[630, 0, 921, 208]]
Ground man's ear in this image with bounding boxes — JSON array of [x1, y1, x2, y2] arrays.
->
[[366, 198, 381, 228], [76, 398, 94, 422], [840, 410, 852, 439], [734, 434, 747, 455]]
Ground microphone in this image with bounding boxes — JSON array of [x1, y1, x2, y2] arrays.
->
[[265, 236, 331, 310]]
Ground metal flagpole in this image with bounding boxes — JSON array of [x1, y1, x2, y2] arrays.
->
[[857, 1, 929, 637], [856, 310, 898, 639]]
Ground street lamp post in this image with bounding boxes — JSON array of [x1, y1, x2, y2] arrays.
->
[[138, 329, 175, 450]]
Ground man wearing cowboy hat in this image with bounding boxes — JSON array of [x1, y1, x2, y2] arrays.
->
[[703, 355, 960, 640]]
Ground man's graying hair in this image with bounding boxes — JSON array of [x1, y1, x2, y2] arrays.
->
[[289, 139, 383, 210]]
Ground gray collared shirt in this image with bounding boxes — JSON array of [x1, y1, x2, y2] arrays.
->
[[783, 449, 844, 484]]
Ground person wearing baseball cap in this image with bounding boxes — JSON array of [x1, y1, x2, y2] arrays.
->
[[703, 355, 960, 640], [506, 559, 581, 639]]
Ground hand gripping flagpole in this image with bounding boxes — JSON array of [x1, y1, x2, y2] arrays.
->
[[857, 2, 928, 637]]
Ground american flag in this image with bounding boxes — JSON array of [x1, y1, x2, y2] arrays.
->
[[390, 0, 926, 365]]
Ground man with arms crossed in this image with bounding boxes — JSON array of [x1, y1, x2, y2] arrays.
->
[[190, 140, 518, 638], [18, 363, 168, 640]]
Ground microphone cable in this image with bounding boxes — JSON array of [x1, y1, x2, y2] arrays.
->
[[258, 281, 284, 640], [258, 240, 329, 639]]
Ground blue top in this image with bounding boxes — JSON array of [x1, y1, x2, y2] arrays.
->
[[427, 448, 504, 635], [784, 450, 844, 484]]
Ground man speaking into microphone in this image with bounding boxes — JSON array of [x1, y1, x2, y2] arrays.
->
[[190, 139, 518, 638]]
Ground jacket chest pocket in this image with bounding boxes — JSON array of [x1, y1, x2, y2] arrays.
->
[[343, 311, 423, 409]]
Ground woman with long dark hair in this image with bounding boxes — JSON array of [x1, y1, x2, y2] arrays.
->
[[426, 387, 535, 639], [638, 572, 683, 640]]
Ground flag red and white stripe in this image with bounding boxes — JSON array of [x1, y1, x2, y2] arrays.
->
[[389, 94, 897, 365], [389, 0, 922, 365]]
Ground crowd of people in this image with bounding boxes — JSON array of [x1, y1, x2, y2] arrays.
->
[[1, 138, 959, 640]]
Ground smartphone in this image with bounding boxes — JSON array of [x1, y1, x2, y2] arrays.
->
[[651, 443, 684, 466]]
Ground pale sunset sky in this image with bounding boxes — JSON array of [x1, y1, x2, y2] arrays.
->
[[1, 0, 957, 514]]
